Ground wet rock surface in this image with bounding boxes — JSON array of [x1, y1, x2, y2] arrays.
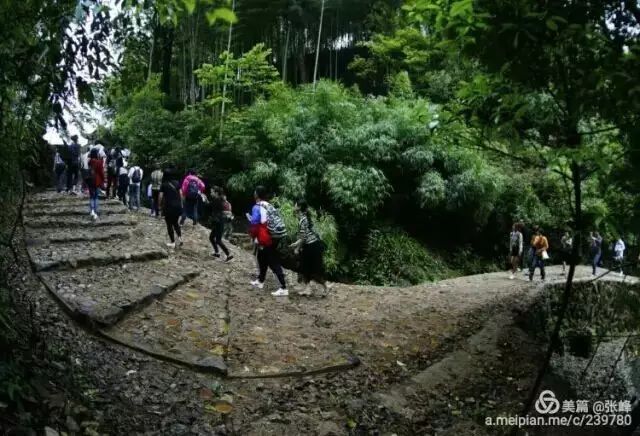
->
[[15, 190, 637, 435]]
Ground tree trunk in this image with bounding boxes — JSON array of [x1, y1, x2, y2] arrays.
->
[[160, 25, 174, 96], [219, 0, 236, 141], [282, 21, 290, 82], [313, 0, 325, 91]]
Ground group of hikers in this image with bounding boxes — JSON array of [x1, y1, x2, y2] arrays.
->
[[508, 223, 628, 281], [53, 142, 328, 298]]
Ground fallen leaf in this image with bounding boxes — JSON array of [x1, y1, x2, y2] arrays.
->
[[205, 400, 233, 414]]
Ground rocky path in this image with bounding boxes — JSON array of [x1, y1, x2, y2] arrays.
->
[[20, 190, 637, 434]]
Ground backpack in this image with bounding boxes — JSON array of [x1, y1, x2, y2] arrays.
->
[[186, 179, 200, 200], [262, 201, 287, 239], [131, 168, 141, 184]]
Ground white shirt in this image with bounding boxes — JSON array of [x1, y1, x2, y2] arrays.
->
[[614, 240, 626, 259], [80, 152, 90, 170], [128, 166, 143, 186]]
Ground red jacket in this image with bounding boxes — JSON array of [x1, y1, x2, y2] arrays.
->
[[89, 159, 105, 189]]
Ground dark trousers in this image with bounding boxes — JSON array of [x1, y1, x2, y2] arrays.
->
[[117, 184, 128, 206], [300, 241, 326, 284], [180, 198, 198, 225], [529, 255, 545, 280], [66, 164, 79, 191], [592, 250, 602, 275], [106, 173, 117, 198], [151, 189, 160, 216], [164, 208, 182, 243], [258, 239, 286, 288], [209, 221, 229, 256], [55, 165, 66, 192]]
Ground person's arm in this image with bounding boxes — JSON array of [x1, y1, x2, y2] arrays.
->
[[518, 233, 523, 255]]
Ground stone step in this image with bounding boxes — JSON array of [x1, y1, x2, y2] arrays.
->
[[32, 249, 168, 272], [102, 269, 230, 375], [27, 236, 168, 272], [24, 206, 128, 217], [25, 225, 134, 246], [39, 260, 200, 327], [25, 215, 137, 229]]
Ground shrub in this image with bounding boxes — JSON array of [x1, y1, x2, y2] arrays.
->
[[350, 228, 455, 286]]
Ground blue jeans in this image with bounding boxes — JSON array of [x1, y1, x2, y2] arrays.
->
[[180, 198, 198, 225], [529, 255, 545, 280], [592, 250, 602, 275], [89, 187, 99, 214], [128, 184, 140, 210]]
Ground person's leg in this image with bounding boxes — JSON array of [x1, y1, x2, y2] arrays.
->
[[164, 213, 175, 243], [592, 252, 598, 275], [152, 190, 160, 216], [173, 212, 182, 242], [267, 241, 286, 289], [128, 185, 134, 209], [192, 199, 199, 225], [529, 252, 535, 280], [310, 242, 327, 287], [209, 228, 219, 254], [133, 185, 140, 210], [66, 166, 73, 191], [215, 222, 230, 256], [539, 258, 545, 280], [257, 248, 268, 283], [180, 202, 189, 225]]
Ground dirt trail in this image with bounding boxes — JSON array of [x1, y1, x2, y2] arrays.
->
[[18, 190, 636, 435]]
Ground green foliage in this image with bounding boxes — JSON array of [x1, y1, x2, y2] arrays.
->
[[324, 165, 391, 220], [350, 228, 455, 286]]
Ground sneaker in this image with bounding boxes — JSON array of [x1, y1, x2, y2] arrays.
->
[[166, 242, 176, 249], [271, 288, 289, 297], [212, 252, 221, 258], [509, 274, 515, 280], [225, 255, 234, 262], [177, 238, 184, 247], [250, 280, 264, 289]]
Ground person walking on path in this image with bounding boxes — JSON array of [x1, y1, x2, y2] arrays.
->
[[529, 227, 549, 281], [249, 186, 288, 296], [222, 193, 234, 239], [290, 199, 328, 296], [127, 163, 143, 211], [590, 231, 603, 275], [208, 186, 233, 261], [87, 148, 105, 220], [80, 145, 92, 194], [54, 148, 66, 193], [159, 167, 183, 249], [180, 170, 205, 226], [117, 161, 129, 207], [150, 163, 163, 217], [106, 148, 119, 199], [560, 230, 573, 274], [613, 236, 626, 276], [508, 223, 523, 280], [65, 136, 81, 194]]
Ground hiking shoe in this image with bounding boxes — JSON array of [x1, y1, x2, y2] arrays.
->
[[509, 274, 515, 280], [271, 288, 289, 297], [225, 255, 234, 262], [212, 252, 221, 258], [166, 242, 176, 249], [177, 238, 184, 247], [250, 280, 264, 289]]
